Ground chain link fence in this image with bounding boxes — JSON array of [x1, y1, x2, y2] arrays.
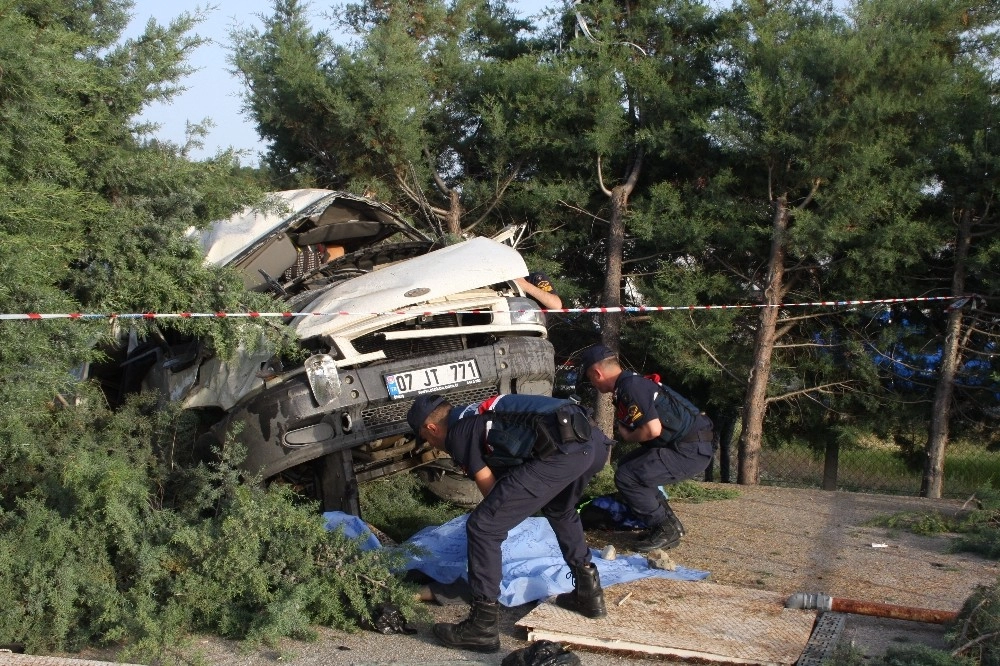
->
[[707, 436, 999, 500]]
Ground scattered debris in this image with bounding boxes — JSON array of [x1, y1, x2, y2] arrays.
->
[[871, 543, 889, 548], [502, 639, 582, 666], [618, 591, 634, 606], [367, 603, 417, 634], [646, 549, 677, 570]]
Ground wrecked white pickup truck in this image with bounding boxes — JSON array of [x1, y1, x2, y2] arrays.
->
[[128, 189, 555, 513]]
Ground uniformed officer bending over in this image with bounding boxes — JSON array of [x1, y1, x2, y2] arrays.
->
[[406, 393, 612, 653], [580, 344, 714, 552]]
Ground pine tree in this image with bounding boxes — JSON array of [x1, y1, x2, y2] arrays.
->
[[232, 0, 561, 239], [0, 1, 421, 655], [695, 0, 960, 483]]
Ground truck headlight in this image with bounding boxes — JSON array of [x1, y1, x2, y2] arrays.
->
[[304, 354, 342, 406], [506, 297, 546, 327]]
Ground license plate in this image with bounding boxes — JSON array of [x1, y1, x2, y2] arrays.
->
[[385, 359, 482, 399]]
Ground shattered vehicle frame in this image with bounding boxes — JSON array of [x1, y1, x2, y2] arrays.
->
[[126, 190, 555, 514]]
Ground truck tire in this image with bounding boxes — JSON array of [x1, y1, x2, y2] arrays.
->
[[416, 460, 480, 509]]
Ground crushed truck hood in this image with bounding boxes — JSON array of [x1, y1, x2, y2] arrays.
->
[[195, 190, 334, 266], [292, 236, 527, 339], [192, 189, 429, 267]]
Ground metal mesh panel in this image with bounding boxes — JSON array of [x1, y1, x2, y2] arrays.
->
[[797, 613, 846, 666], [361, 385, 500, 428]]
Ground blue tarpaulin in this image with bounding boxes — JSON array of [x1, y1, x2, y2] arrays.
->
[[322, 511, 382, 551], [402, 514, 709, 607]]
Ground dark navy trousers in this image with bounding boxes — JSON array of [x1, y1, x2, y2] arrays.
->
[[615, 414, 714, 526], [465, 434, 611, 601]]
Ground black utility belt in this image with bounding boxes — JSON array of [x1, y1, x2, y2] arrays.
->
[[535, 405, 594, 458]]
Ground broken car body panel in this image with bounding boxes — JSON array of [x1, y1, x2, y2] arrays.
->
[[291, 236, 538, 342], [195, 189, 430, 284]]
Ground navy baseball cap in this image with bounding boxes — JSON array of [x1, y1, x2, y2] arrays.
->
[[407, 394, 447, 443], [579, 344, 617, 380]]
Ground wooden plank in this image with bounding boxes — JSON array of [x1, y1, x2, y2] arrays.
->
[[516, 579, 817, 665]]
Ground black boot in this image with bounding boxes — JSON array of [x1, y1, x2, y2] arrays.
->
[[554, 562, 607, 618], [634, 520, 681, 552], [432, 597, 500, 653], [660, 497, 686, 537]]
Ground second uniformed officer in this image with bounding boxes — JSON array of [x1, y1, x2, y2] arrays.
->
[[580, 344, 714, 552], [406, 392, 612, 653]]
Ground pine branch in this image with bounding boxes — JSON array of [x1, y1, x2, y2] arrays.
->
[[765, 381, 856, 405], [697, 342, 745, 385], [952, 630, 1000, 657]]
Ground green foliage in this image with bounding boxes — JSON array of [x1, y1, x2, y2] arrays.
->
[[952, 488, 1000, 559], [868, 511, 955, 536], [951, 576, 1000, 666], [882, 645, 974, 666], [955, 530, 1000, 561], [232, 0, 556, 238], [0, 398, 423, 658], [864, 486, 1000, 558], [824, 643, 871, 666], [582, 467, 739, 504], [359, 473, 466, 543], [668, 480, 741, 503], [824, 639, 974, 666], [585, 464, 618, 499], [0, 0, 422, 657]]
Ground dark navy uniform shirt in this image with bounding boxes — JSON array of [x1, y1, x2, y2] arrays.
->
[[445, 406, 490, 477], [613, 370, 699, 446], [444, 394, 578, 477]]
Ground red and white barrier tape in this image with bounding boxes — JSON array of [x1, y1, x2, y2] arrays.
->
[[0, 295, 964, 321]]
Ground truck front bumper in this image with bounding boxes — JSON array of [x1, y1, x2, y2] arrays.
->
[[217, 336, 555, 479]]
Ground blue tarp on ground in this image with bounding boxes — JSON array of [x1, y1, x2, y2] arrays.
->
[[402, 514, 710, 607], [322, 511, 382, 551]]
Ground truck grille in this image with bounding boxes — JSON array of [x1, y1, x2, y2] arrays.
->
[[362, 385, 500, 428], [352, 313, 467, 362]]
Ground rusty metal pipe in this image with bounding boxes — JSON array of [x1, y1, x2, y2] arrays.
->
[[785, 592, 958, 624]]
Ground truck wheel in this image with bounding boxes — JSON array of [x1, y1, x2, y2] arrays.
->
[[416, 461, 480, 509]]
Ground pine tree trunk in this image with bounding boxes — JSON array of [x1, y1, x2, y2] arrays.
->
[[446, 190, 462, 237], [921, 209, 972, 498], [595, 186, 629, 436], [738, 198, 789, 485]]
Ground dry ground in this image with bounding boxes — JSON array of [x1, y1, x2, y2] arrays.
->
[[48, 484, 1000, 665], [664, 483, 997, 611]]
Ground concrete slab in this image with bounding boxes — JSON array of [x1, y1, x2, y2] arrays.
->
[[516, 579, 818, 665]]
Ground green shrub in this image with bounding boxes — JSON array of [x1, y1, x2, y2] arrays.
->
[[868, 511, 955, 536], [882, 644, 974, 666], [359, 473, 465, 542], [951, 577, 1000, 666], [823, 639, 974, 666], [0, 394, 422, 660]]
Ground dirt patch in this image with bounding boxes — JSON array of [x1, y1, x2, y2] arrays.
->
[[655, 483, 998, 612]]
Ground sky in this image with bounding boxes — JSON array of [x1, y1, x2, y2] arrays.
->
[[126, 0, 555, 165]]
